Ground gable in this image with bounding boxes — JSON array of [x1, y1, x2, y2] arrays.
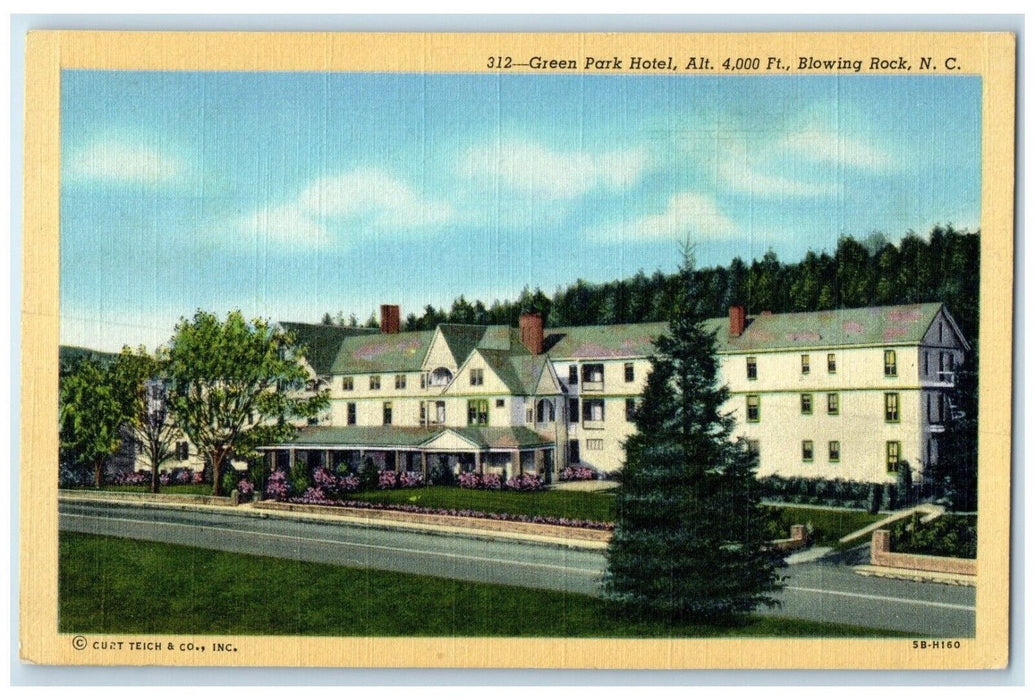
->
[[422, 429, 481, 451], [921, 306, 971, 351], [534, 360, 562, 395], [423, 328, 462, 372]]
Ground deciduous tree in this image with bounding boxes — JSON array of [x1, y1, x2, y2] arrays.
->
[[165, 310, 329, 496]]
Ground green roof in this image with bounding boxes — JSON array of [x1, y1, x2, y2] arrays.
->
[[438, 324, 494, 365], [330, 330, 436, 374], [282, 425, 442, 448], [545, 323, 669, 360], [267, 425, 553, 450], [280, 323, 377, 375], [479, 350, 546, 395], [448, 426, 555, 449], [709, 303, 947, 353]]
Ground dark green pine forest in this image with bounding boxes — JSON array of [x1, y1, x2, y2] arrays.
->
[[323, 226, 980, 350]]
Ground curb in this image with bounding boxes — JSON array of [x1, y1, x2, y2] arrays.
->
[[853, 564, 976, 587]]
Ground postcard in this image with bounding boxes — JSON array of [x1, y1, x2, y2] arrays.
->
[[19, 30, 1014, 669]]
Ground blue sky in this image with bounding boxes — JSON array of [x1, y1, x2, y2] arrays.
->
[[60, 70, 981, 351]]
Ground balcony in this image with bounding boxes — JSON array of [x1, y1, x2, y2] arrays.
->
[[582, 419, 605, 431], [581, 380, 604, 392]]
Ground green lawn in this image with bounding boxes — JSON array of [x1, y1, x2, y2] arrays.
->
[[59, 532, 905, 637], [770, 505, 885, 547], [348, 485, 616, 523], [64, 484, 216, 496]]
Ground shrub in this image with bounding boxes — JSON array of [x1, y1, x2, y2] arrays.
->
[[237, 478, 255, 498], [357, 457, 379, 491], [265, 470, 290, 500], [159, 473, 171, 486], [112, 470, 149, 486], [398, 471, 425, 488], [192, 470, 204, 485], [378, 470, 398, 489], [427, 458, 454, 486], [560, 466, 595, 482], [890, 514, 977, 559], [458, 472, 481, 489], [505, 473, 544, 492], [58, 462, 94, 488]]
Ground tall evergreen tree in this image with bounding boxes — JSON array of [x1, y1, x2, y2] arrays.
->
[[603, 249, 784, 624]]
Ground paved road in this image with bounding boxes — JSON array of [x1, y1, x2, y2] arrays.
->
[[59, 500, 975, 637]]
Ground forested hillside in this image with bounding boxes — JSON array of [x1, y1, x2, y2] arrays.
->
[[322, 226, 979, 347]]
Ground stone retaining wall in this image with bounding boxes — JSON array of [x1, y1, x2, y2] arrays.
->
[[59, 489, 235, 507], [253, 500, 612, 543], [870, 529, 976, 575], [772, 524, 809, 551]]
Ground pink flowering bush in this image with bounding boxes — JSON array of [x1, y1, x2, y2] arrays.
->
[[398, 471, 425, 488], [237, 479, 255, 497], [113, 471, 149, 486], [560, 467, 595, 482], [192, 471, 204, 485], [159, 473, 171, 486], [505, 473, 544, 492], [265, 470, 290, 499], [299, 486, 327, 503], [458, 472, 481, 489], [378, 470, 398, 489], [481, 473, 502, 490]]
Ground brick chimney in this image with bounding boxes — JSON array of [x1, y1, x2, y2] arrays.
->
[[380, 304, 400, 334], [728, 305, 746, 337], [519, 312, 544, 355]]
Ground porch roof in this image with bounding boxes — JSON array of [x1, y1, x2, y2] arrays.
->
[[270, 425, 443, 449]]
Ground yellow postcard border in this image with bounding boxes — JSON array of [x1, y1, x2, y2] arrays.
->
[[20, 30, 1016, 670]]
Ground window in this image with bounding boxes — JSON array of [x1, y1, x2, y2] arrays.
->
[[884, 393, 899, 422], [886, 441, 902, 473], [829, 441, 841, 462], [801, 354, 810, 375], [746, 395, 760, 422], [525, 406, 533, 424], [827, 393, 839, 415], [939, 352, 945, 373], [884, 349, 897, 377], [924, 352, 930, 376], [800, 393, 813, 415], [568, 398, 578, 423], [582, 399, 605, 424], [624, 362, 635, 382], [346, 402, 356, 425], [394, 374, 406, 390], [625, 398, 637, 421], [927, 393, 932, 421], [827, 353, 836, 374], [802, 440, 814, 462], [746, 356, 757, 380], [470, 368, 484, 386], [568, 364, 578, 384], [175, 441, 189, 461], [419, 401, 426, 425], [467, 399, 489, 426], [420, 373, 427, 389], [495, 398, 505, 408], [586, 439, 604, 451], [745, 439, 760, 457], [434, 401, 446, 424], [370, 375, 381, 390], [939, 322, 944, 343], [382, 401, 392, 425], [342, 376, 354, 391], [581, 363, 604, 385], [536, 399, 556, 423]]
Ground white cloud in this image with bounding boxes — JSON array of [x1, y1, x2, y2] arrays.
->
[[65, 137, 186, 184], [718, 159, 839, 198], [462, 140, 648, 200], [298, 169, 454, 228], [237, 203, 332, 246], [585, 191, 737, 243], [780, 131, 894, 171]]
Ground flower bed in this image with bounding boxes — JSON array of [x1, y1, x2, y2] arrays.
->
[[459, 471, 542, 491], [280, 494, 614, 531]]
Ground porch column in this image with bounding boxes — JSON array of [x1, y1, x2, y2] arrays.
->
[[420, 451, 428, 480], [324, 449, 332, 472], [475, 451, 483, 475], [512, 449, 521, 475], [534, 449, 544, 474], [288, 448, 296, 473]]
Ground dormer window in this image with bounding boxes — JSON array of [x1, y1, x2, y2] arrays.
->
[[429, 367, 453, 386]]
